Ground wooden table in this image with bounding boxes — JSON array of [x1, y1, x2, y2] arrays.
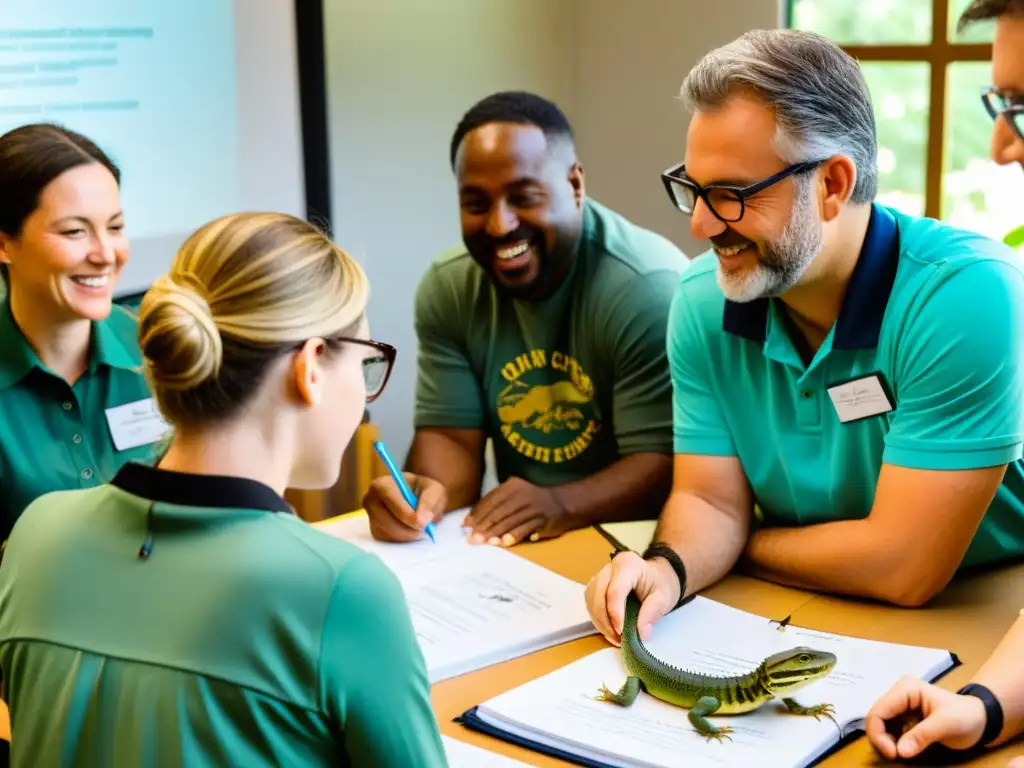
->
[[2, 522, 1022, 765], [432, 525, 1024, 766]]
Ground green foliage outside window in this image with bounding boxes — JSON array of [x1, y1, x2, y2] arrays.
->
[[789, 0, 1023, 242]]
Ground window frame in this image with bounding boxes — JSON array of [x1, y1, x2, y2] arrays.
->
[[784, 0, 993, 219]]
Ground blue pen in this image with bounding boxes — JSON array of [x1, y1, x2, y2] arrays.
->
[[373, 440, 436, 543]]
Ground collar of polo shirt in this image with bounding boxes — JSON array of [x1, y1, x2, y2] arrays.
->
[[721, 203, 900, 355], [0, 297, 139, 389], [111, 461, 293, 517]]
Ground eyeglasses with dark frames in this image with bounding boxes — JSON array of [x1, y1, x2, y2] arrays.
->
[[293, 336, 397, 403], [661, 159, 826, 223], [336, 337, 396, 402], [981, 87, 1024, 142]]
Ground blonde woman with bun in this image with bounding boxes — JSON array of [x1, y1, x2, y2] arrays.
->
[[0, 212, 447, 767]]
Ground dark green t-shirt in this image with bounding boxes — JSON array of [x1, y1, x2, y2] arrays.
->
[[0, 299, 166, 542], [413, 198, 686, 487]]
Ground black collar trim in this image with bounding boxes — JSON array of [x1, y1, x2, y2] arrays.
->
[[722, 203, 900, 349], [111, 461, 292, 514]]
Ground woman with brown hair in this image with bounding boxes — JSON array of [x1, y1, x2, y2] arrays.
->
[[0, 123, 165, 544], [0, 210, 447, 766]]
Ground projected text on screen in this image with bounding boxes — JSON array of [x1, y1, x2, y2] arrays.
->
[[0, 1, 242, 241]]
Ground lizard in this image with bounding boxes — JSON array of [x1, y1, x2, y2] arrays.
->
[[595, 591, 839, 742]]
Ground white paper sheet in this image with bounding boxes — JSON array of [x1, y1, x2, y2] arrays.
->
[[442, 735, 534, 767], [320, 509, 597, 682], [473, 595, 954, 768]]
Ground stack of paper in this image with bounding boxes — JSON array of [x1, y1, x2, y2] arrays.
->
[[442, 735, 531, 767], [457, 595, 957, 768], [320, 509, 597, 682]]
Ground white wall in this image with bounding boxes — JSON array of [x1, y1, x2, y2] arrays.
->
[[323, 0, 780, 464], [572, 0, 783, 259], [323, 0, 576, 464]]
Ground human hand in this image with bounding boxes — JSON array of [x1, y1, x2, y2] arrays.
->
[[463, 477, 568, 546], [363, 473, 448, 542], [584, 550, 680, 646], [865, 676, 987, 760]]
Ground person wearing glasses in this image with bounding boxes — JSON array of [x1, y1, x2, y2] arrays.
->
[[979, 0, 1024, 172], [0, 123, 169, 546], [0, 212, 446, 767], [586, 27, 1024, 647], [363, 91, 686, 547], [863, 2, 1024, 765]]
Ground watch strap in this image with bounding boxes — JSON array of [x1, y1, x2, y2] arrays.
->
[[902, 682, 1003, 765], [641, 541, 692, 612], [957, 682, 1003, 746]]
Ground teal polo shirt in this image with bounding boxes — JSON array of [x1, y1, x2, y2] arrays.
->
[[0, 462, 447, 766], [0, 298, 164, 543], [669, 203, 1024, 567]]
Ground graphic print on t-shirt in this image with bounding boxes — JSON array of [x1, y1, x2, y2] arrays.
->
[[496, 348, 601, 465]]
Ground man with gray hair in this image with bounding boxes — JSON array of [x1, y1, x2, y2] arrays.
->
[[585, 28, 1024, 646]]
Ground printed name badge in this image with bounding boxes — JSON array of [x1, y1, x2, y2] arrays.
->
[[826, 374, 895, 424], [105, 398, 172, 452]]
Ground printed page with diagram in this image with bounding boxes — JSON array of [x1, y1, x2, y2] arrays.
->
[[319, 508, 597, 682], [463, 596, 955, 768]]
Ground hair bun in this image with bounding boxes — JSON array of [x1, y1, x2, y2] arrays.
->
[[138, 274, 223, 392]]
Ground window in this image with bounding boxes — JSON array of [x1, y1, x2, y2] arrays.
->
[[787, 0, 1024, 242]]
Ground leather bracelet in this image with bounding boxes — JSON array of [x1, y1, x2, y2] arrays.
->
[[641, 541, 693, 612]]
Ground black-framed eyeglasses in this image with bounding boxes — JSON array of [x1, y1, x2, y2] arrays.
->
[[661, 159, 825, 223], [337, 337, 396, 402], [293, 336, 396, 402], [981, 87, 1024, 141]]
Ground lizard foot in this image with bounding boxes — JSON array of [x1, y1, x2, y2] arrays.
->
[[698, 725, 733, 743], [595, 684, 615, 702], [594, 677, 641, 706], [689, 696, 730, 741], [782, 699, 838, 728]]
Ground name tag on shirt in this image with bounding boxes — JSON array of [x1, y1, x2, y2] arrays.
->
[[105, 398, 172, 451], [826, 374, 895, 423]]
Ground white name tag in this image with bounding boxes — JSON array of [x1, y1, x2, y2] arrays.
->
[[105, 398, 172, 451], [827, 375, 894, 423]]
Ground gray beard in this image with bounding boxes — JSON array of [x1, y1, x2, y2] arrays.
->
[[716, 178, 823, 303]]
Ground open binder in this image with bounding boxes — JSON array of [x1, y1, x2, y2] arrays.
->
[[455, 595, 958, 768]]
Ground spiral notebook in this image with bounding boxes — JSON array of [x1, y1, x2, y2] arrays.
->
[[456, 595, 958, 768]]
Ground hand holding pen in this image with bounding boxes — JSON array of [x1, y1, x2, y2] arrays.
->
[[363, 440, 447, 543]]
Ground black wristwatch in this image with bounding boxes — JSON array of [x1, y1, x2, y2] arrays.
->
[[641, 541, 693, 612], [901, 682, 1003, 765], [957, 682, 1003, 747]]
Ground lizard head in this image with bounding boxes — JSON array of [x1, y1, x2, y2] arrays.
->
[[761, 646, 837, 696]]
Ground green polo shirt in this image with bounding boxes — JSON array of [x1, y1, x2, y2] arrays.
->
[[669, 203, 1024, 567], [0, 462, 447, 766], [0, 298, 164, 543], [414, 198, 684, 488]]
